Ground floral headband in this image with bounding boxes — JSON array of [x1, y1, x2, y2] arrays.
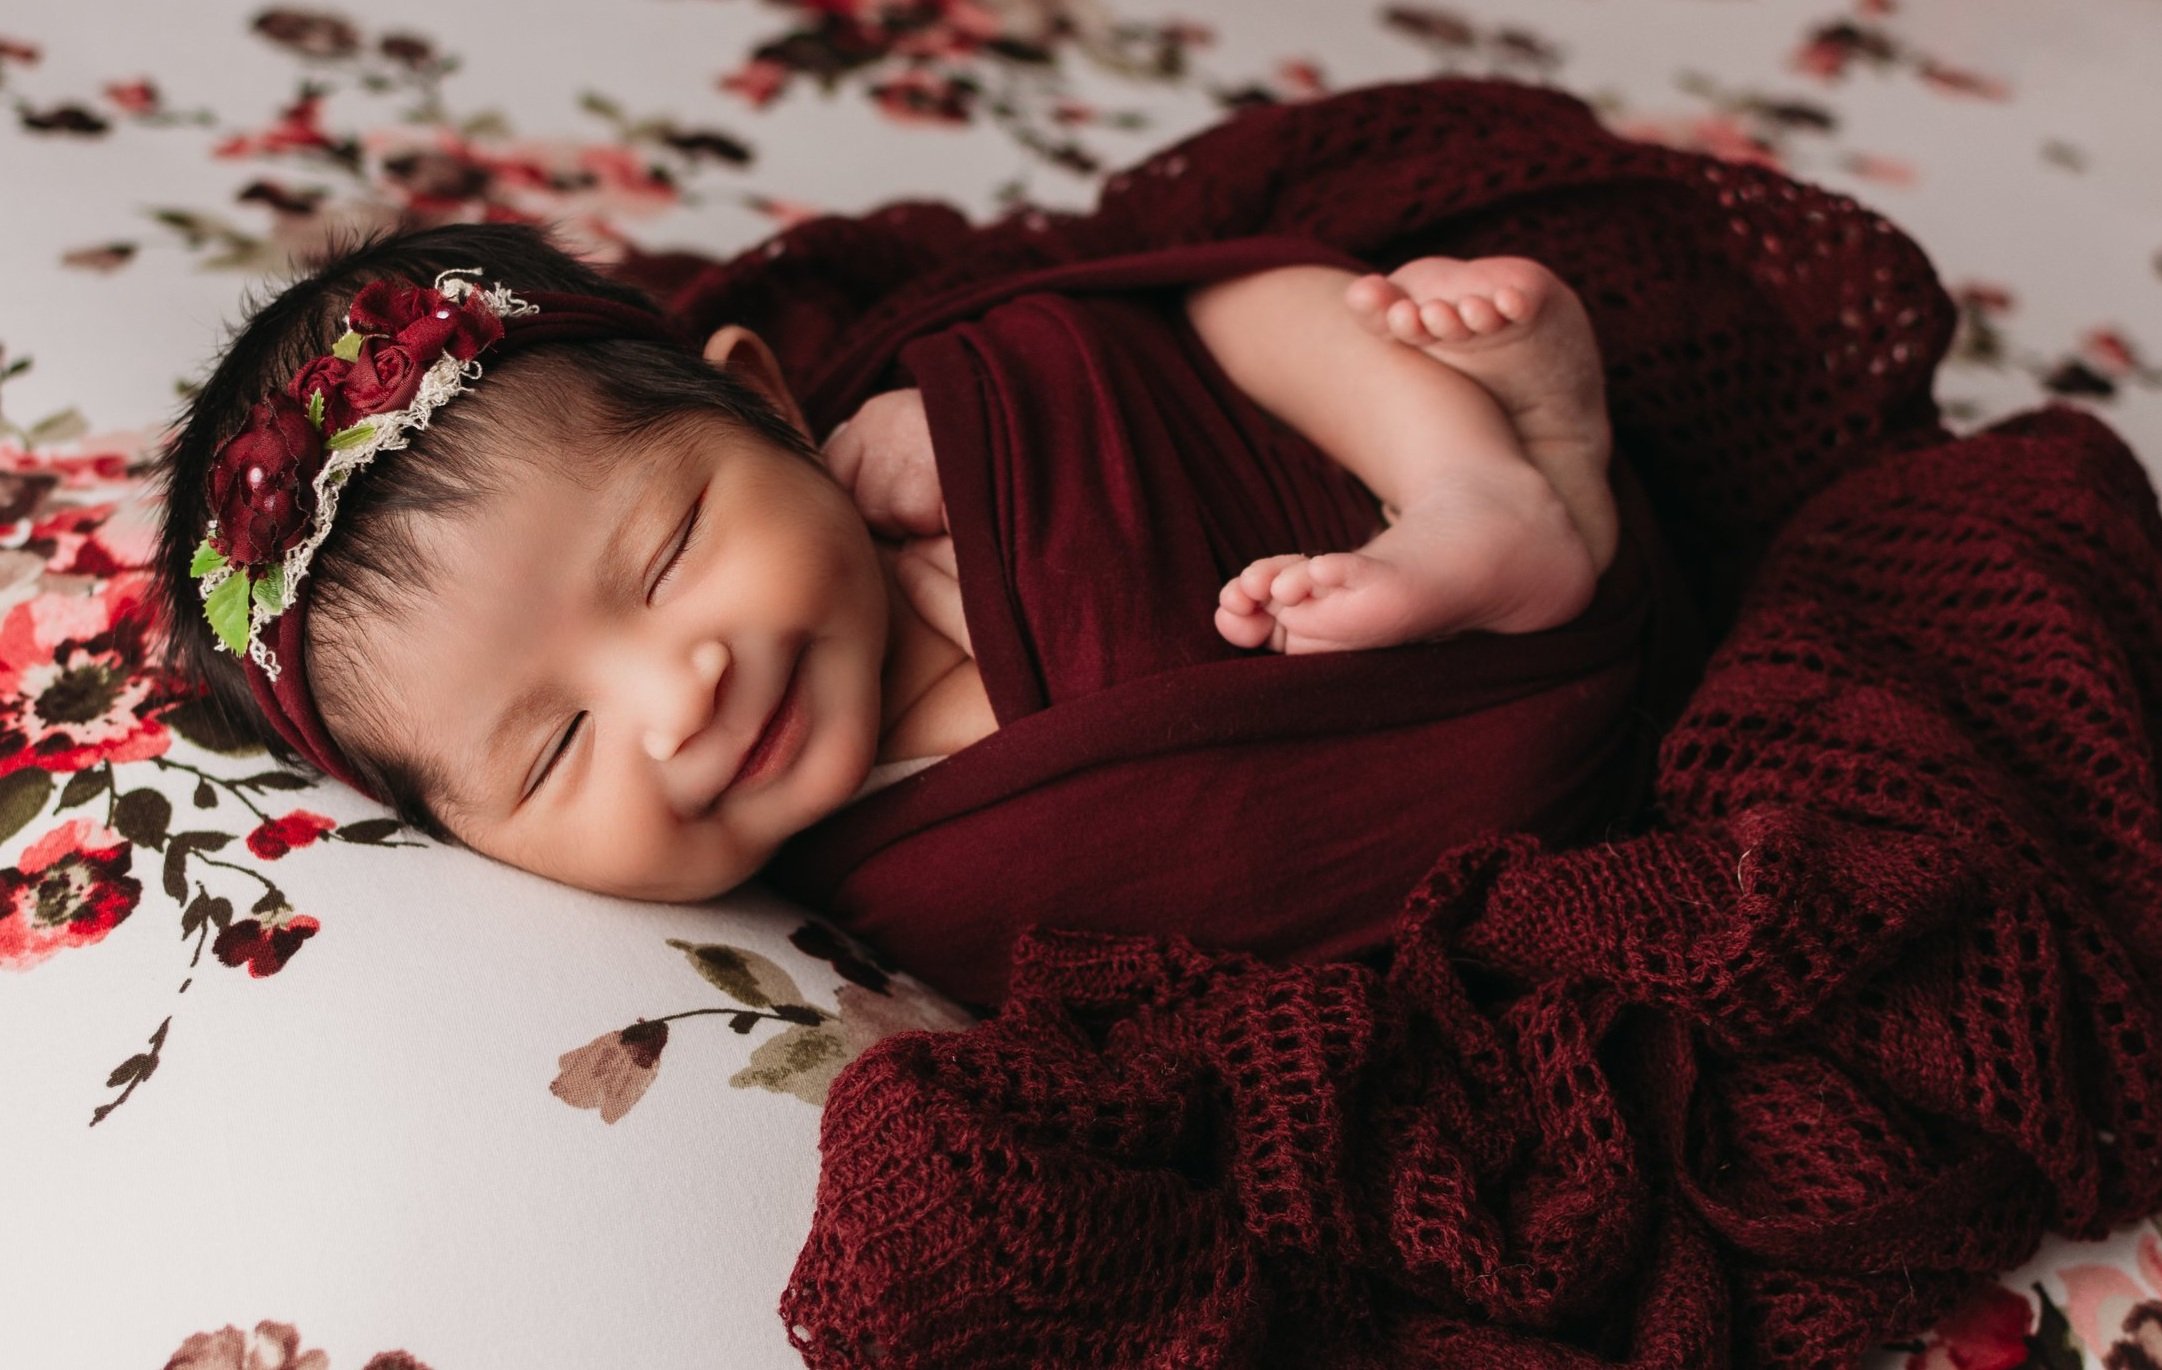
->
[[194, 268, 690, 798]]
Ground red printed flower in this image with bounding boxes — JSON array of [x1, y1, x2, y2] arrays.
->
[[0, 819, 142, 970], [1906, 1282, 2034, 1370], [245, 809, 337, 859], [207, 391, 325, 567], [347, 280, 502, 362], [213, 913, 321, 977], [0, 580, 171, 780]]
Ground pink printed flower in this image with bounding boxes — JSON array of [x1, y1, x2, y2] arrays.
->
[[869, 66, 974, 126], [1610, 113, 1784, 172], [1843, 152, 1918, 187], [0, 37, 39, 65], [1954, 282, 2016, 316], [245, 810, 337, 859], [0, 819, 141, 970], [835, 979, 976, 1056], [2083, 328, 2142, 377], [213, 92, 336, 160], [0, 580, 172, 779], [212, 913, 321, 977], [2061, 1229, 2162, 1365], [103, 79, 159, 115], [164, 1318, 330, 1370], [1919, 61, 2010, 101], [0, 437, 136, 487], [1277, 59, 1327, 101], [1905, 1282, 2033, 1370], [552, 1020, 670, 1123], [720, 57, 789, 107]]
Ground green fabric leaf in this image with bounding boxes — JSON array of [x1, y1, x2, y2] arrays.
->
[[204, 572, 251, 655], [330, 330, 363, 362], [251, 566, 287, 615], [304, 389, 325, 429], [189, 537, 227, 577], [326, 421, 374, 450]]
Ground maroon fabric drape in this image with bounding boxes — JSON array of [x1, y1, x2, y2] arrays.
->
[[758, 237, 1699, 1009], [624, 77, 2162, 1367]]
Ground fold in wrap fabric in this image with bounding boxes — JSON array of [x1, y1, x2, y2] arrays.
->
[[627, 80, 2162, 1365]]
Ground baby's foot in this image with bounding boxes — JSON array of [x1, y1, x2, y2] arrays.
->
[[1345, 257, 1618, 571], [1214, 477, 1596, 654]]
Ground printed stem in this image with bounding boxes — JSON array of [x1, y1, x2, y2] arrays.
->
[[151, 755, 271, 821], [192, 852, 276, 891], [646, 1005, 819, 1028]]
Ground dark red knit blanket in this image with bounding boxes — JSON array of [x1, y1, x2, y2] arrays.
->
[[672, 80, 2162, 1367]]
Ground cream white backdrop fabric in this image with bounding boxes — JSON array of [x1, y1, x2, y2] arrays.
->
[[1, 2, 2159, 1368]]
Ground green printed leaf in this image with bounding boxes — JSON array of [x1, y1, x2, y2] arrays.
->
[[330, 330, 363, 362], [729, 1023, 848, 1106], [203, 572, 251, 654], [189, 537, 228, 577], [335, 818, 400, 844], [26, 408, 88, 447], [250, 887, 289, 917], [0, 767, 54, 847], [326, 421, 374, 450]]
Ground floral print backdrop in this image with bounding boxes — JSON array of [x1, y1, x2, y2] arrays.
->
[[1, 2, 2157, 1368]]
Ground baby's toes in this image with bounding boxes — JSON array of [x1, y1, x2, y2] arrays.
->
[[1303, 552, 1363, 590], [1492, 283, 1532, 323], [1456, 293, 1509, 334], [1215, 603, 1276, 650], [1344, 274, 1404, 334], [1385, 298, 1436, 347], [1416, 299, 1472, 343], [1238, 554, 1306, 604], [1268, 559, 1322, 606]]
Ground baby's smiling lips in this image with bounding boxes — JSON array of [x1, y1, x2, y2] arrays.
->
[[694, 650, 801, 816]]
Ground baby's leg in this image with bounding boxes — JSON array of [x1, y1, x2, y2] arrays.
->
[[1345, 257, 1617, 571]]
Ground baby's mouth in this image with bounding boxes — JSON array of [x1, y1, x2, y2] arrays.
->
[[706, 649, 806, 809]]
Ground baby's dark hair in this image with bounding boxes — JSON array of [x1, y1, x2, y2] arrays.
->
[[150, 221, 817, 844]]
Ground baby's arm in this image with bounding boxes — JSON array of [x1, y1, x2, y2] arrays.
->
[[1185, 261, 1609, 652]]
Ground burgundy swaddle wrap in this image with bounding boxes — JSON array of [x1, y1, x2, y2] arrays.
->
[[758, 239, 1699, 1007]]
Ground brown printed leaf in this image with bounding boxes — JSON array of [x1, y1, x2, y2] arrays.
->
[[0, 766, 54, 847], [57, 767, 107, 812], [113, 788, 171, 850], [667, 938, 814, 1011]]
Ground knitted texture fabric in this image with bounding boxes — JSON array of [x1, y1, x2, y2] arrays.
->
[[682, 80, 2162, 1366]]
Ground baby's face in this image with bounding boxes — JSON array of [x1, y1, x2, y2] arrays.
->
[[356, 410, 891, 901]]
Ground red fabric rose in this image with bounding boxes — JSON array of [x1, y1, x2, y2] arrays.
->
[[338, 337, 426, 420], [287, 353, 352, 424], [212, 914, 321, 977], [348, 279, 502, 361], [207, 391, 325, 567], [245, 809, 338, 859]]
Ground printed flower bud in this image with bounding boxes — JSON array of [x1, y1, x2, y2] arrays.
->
[[207, 391, 325, 567]]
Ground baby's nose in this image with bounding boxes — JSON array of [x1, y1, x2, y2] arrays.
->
[[643, 640, 729, 761]]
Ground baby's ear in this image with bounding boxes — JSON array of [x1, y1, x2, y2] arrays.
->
[[701, 325, 809, 437]]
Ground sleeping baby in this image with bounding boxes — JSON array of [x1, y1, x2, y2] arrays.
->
[[151, 218, 1624, 991]]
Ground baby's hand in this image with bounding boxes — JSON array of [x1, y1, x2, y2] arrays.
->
[[821, 388, 946, 538]]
